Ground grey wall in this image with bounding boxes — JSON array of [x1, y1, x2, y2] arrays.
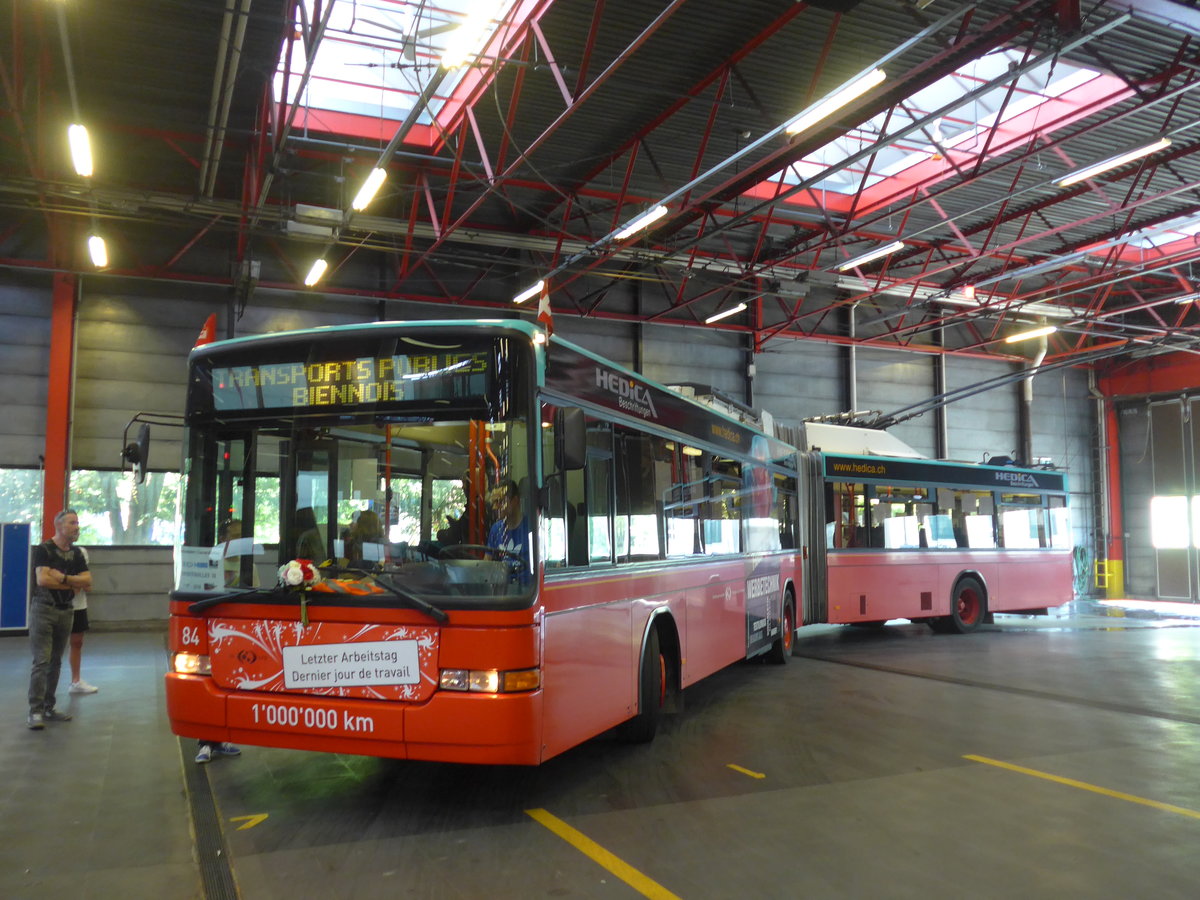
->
[[0, 278, 51, 466], [85, 546, 175, 626]]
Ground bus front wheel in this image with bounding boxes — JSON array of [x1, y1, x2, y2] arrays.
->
[[618, 626, 665, 743], [932, 577, 986, 634]]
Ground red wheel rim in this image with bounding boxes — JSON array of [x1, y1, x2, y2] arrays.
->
[[656, 652, 667, 708], [783, 604, 795, 651], [957, 587, 980, 624]]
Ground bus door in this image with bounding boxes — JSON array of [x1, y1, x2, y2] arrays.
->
[[800, 451, 827, 625]]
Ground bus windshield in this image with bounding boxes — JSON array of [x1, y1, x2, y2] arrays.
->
[[174, 331, 535, 608]]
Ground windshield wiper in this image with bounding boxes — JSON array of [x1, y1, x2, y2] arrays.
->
[[187, 586, 288, 614], [185, 569, 450, 625], [340, 567, 450, 624]]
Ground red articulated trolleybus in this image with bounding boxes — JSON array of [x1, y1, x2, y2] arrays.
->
[[796, 422, 1074, 632], [165, 320, 800, 765]]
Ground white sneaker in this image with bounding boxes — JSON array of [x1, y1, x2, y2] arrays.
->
[[69, 680, 99, 694]]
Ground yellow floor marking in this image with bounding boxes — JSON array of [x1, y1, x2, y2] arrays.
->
[[964, 755, 1200, 820], [230, 813, 269, 830], [726, 763, 766, 779], [525, 808, 682, 900]]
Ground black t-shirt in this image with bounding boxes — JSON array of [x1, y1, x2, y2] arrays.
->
[[31, 541, 89, 609]]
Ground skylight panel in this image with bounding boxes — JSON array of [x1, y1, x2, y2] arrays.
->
[[775, 53, 1106, 195], [274, 0, 524, 141]]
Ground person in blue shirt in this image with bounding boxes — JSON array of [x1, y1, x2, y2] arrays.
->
[[486, 480, 531, 585]]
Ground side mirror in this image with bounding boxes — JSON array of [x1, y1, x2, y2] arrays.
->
[[122, 423, 151, 484], [555, 407, 586, 471]]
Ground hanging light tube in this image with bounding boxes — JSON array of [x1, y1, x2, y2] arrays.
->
[[1172, 290, 1200, 303], [304, 258, 328, 286], [836, 240, 905, 272], [351, 167, 387, 211], [785, 68, 887, 136], [1004, 325, 1057, 344], [68, 124, 93, 177], [87, 234, 107, 268], [513, 279, 545, 304], [614, 205, 669, 241], [1055, 138, 1171, 187], [705, 302, 747, 324]]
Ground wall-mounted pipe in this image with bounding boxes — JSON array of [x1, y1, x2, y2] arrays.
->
[[1019, 333, 1048, 465]]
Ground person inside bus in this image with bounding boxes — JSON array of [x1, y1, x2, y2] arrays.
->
[[218, 518, 260, 586], [486, 480, 531, 584], [294, 507, 325, 562], [345, 508, 386, 567]]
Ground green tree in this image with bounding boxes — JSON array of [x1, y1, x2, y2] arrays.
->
[[0, 469, 43, 535], [70, 470, 179, 545]]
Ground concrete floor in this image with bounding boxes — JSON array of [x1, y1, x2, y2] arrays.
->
[[4, 603, 1200, 899]]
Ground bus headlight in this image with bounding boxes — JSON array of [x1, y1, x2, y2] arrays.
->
[[172, 652, 212, 675], [439, 668, 540, 693]]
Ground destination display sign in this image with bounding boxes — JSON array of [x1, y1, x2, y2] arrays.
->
[[823, 454, 1066, 493], [210, 352, 490, 412]]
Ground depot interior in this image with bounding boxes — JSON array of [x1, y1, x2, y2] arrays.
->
[[7, 0, 1200, 622]]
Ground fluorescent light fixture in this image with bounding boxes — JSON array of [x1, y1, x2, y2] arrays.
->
[[705, 302, 747, 324], [785, 68, 887, 136], [87, 234, 107, 268], [351, 167, 387, 211], [442, 0, 504, 69], [513, 279, 545, 304], [1055, 138, 1171, 187], [1004, 324, 1057, 344], [1173, 291, 1200, 303], [304, 258, 328, 286], [614, 205, 669, 240], [68, 124, 93, 177], [836, 240, 905, 272]]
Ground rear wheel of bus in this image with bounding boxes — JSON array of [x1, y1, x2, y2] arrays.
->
[[932, 576, 986, 634], [618, 626, 666, 743], [766, 590, 796, 663]]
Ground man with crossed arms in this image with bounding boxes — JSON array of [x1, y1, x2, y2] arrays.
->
[[27, 509, 92, 730]]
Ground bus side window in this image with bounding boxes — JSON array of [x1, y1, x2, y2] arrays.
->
[[1048, 495, 1072, 548], [957, 489, 996, 548], [827, 482, 866, 549], [614, 428, 663, 562], [776, 474, 797, 550], [540, 406, 567, 568], [585, 419, 614, 565]]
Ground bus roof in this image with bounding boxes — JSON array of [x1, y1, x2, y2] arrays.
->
[[802, 422, 924, 458], [187, 318, 544, 363]]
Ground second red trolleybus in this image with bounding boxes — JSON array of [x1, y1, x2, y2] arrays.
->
[[165, 320, 800, 764], [796, 422, 1074, 633]]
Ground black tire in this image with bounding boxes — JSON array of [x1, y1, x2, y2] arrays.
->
[[617, 626, 664, 743], [765, 591, 796, 664], [943, 576, 987, 634]]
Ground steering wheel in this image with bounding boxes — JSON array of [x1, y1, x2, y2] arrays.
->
[[437, 543, 524, 564]]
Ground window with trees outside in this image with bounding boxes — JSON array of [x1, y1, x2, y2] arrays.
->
[[0, 468, 44, 541], [69, 470, 181, 546]]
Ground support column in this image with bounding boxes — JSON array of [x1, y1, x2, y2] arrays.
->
[[1102, 397, 1125, 597], [842, 305, 857, 414], [934, 330, 948, 459], [42, 273, 78, 539]]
